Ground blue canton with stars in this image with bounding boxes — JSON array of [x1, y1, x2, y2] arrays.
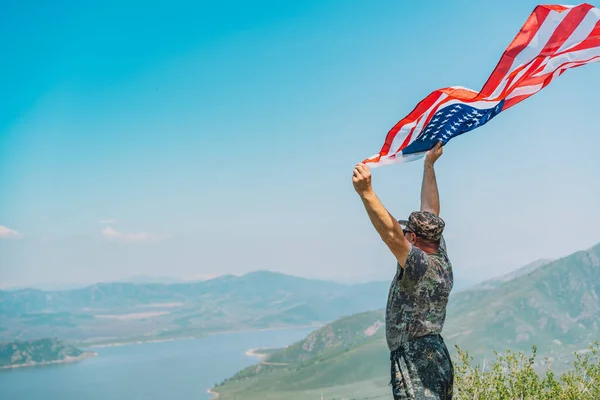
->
[[401, 100, 505, 155]]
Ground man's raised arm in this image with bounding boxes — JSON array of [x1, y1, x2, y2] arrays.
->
[[352, 163, 411, 266], [420, 141, 444, 216]]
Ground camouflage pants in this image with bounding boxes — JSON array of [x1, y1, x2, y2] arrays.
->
[[390, 334, 454, 400]]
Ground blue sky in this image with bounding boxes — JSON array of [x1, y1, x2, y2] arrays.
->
[[1, 0, 599, 288]]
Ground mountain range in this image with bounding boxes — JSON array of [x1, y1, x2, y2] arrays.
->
[[212, 242, 600, 400], [0, 271, 391, 345]]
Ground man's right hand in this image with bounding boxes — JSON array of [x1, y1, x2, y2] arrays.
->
[[352, 163, 373, 197], [425, 141, 444, 165]]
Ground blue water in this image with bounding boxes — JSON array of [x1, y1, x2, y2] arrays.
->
[[0, 327, 315, 400]]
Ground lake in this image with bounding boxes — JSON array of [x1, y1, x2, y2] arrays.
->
[[0, 327, 316, 400]]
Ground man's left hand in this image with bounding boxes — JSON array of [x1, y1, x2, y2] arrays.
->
[[425, 141, 444, 165]]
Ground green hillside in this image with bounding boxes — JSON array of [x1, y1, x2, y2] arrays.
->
[[444, 242, 600, 361], [214, 310, 391, 400], [0, 338, 93, 369], [213, 242, 600, 399]]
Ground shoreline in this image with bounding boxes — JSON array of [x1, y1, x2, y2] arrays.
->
[[245, 347, 277, 359], [0, 351, 97, 371], [206, 323, 322, 337], [86, 323, 322, 349], [204, 327, 312, 399], [87, 336, 198, 349], [245, 348, 268, 359]]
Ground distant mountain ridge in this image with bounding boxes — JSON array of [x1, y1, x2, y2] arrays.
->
[[0, 271, 346, 315], [0, 270, 390, 344], [472, 258, 553, 290]]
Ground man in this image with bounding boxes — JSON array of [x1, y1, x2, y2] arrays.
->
[[352, 141, 454, 400]]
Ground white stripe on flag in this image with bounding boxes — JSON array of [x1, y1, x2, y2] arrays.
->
[[369, 150, 428, 168], [505, 83, 544, 100], [435, 98, 501, 111], [532, 46, 600, 77], [507, 54, 600, 100], [384, 123, 418, 157]]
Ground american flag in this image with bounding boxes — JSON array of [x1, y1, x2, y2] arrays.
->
[[363, 3, 600, 167]]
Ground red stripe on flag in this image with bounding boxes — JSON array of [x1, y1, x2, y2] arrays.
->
[[478, 5, 552, 98], [495, 56, 545, 99], [518, 55, 599, 90], [516, 71, 554, 88], [545, 5, 570, 13], [502, 93, 534, 110], [439, 87, 479, 101]]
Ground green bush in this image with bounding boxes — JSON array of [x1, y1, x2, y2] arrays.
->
[[453, 341, 600, 399]]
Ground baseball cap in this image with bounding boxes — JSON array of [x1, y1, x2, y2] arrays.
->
[[398, 211, 445, 242]]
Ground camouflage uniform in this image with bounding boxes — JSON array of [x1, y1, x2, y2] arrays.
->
[[386, 211, 454, 399]]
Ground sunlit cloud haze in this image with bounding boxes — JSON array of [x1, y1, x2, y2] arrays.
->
[[101, 226, 167, 243], [0, 225, 24, 240]]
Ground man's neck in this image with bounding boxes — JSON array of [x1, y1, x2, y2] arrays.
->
[[416, 243, 439, 255]]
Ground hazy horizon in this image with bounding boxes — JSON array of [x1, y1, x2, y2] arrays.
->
[[0, 247, 585, 291], [2, 0, 599, 288]]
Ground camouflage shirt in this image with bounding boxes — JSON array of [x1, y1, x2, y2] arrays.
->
[[385, 236, 454, 351]]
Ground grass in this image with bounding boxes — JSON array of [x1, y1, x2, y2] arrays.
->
[[213, 341, 600, 400], [215, 376, 391, 400]]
